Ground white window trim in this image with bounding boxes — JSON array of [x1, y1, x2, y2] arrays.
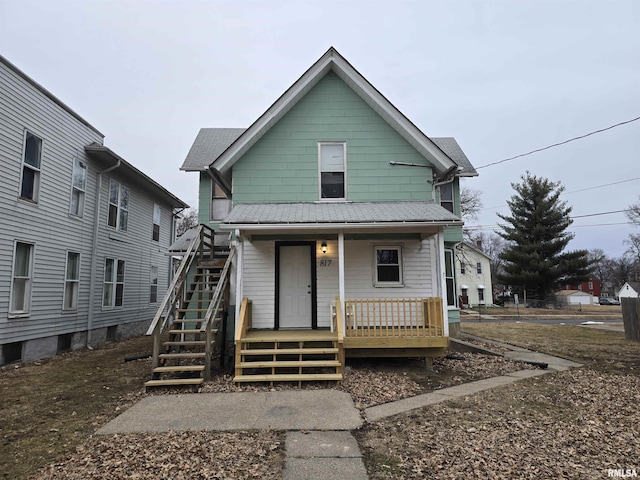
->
[[476, 262, 482, 274], [107, 179, 129, 232], [102, 258, 125, 308], [439, 183, 454, 214], [18, 130, 43, 204], [9, 240, 35, 318], [210, 179, 231, 221], [69, 158, 87, 217], [149, 265, 158, 304], [445, 248, 457, 308], [152, 204, 161, 242], [373, 245, 404, 287], [63, 251, 81, 311], [318, 141, 347, 202]]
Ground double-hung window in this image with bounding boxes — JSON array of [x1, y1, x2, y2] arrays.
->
[[210, 181, 231, 221], [445, 249, 456, 307], [152, 204, 161, 241], [107, 180, 129, 231], [460, 262, 466, 274], [476, 262, 482, 274], [319, 142, 346, 200], [149, 266, 158, 303], [10, 242, 34, 315], [20, 132, 43, 202], [70, 159, 87, 216], [63, 252, 80, 310], [374, 246, 403, 286], [440, 183, 454, 213], [103, 258, 125, 307]]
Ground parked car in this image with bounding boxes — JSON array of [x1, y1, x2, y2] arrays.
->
[[599, 298, 620, 305]]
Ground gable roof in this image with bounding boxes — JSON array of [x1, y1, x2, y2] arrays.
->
[[182, 128, 476, 177], [221, 201, 461, 230], [193, 47, 462, 176], [555, 289, 591, 296]]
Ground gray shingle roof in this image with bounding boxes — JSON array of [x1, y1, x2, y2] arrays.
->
[[431, 137, 478, 177], [223, 201, 460, 225], [181, 128, 476, 176], [181, 128, 245, 171]]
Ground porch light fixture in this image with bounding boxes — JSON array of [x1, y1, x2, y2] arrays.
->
[[321, 241, 327, 254]]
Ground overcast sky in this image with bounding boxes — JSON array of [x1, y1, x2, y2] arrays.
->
[[1, 0, 638, 257]]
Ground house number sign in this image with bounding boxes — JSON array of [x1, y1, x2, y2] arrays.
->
[[319, 259, 332, 267]]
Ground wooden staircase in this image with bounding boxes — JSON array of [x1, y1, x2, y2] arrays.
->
[[233, 299, 345, 385], [145, 226, 234, 389]]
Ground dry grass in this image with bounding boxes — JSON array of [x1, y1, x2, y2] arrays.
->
[[0, 336, 153, 480], [357, 323, 640, 479], [462, 322, 639, 373], [471, 304, 622, 317]]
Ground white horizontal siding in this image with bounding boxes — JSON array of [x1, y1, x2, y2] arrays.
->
[[242, 240, 275, 329]]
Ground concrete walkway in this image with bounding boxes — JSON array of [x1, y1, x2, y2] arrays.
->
[[97, 339, 581, 479]]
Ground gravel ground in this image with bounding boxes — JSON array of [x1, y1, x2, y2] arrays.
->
[[356, 368, 640, 479]]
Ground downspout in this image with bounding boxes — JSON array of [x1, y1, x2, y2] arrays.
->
[[86, 159, 121, 347]]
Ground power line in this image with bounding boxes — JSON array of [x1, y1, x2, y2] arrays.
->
[[572, 209, 630, 219], [475, 115, 640, 169]]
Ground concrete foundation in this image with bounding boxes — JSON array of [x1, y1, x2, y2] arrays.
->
[[448, 321, 461, 338], [23, 335, 58, 363]]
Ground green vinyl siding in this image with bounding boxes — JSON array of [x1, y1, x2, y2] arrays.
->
[[232, 72, 435, 204]]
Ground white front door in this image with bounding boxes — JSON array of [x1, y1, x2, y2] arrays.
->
[[279, 245, 312, 329]]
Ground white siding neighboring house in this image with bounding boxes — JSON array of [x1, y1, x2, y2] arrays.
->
[[456, 242, 493, 307], [0, 55, 188, 366], [555, 290, 594, 306], [617, 282, 640, 299]]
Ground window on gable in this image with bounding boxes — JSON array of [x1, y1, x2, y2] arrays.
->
[[103, 258, 125, 307], [63, 252, 80, 310], [20, 132, 43, 202], [476, 262, 482, 274], [445, 249, 456, 307], [374, 246, 403, 286], [440, 183, 454, 213], [10, 242, 34, 315], [149, 266, 158, 303], [210, 180, 231, 221], [152, 204, 161, 241], [319, 142, 346, 200], [70, 159, 87, 216], [107, 180, 129, 231]]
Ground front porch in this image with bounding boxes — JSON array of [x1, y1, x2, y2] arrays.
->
[[234, 296, 447, 383]]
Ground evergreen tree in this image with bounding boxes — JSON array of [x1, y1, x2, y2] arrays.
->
[[497, 172, 591, 300]]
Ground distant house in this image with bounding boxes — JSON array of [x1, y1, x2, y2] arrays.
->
[[617, 282, 640, 299], [0, 55, 188, 366], [456, 242, 493, 307], [561, 278, 601, 298], [555, 290, 594, 306]]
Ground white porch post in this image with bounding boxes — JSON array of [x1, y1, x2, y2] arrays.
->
[[338, 230, 346, 332], [234, 230, 244, 339], [437, 232, 450, 336]]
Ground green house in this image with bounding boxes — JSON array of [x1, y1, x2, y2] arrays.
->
[[147, 48, 478, 387]]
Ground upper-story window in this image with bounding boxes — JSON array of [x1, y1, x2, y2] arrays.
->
[[476, 262, 482, 274], [440, 183, 454, 213], [210, 180, 231, 221], [108, 180, 129, 231], [70, 159, 87, 217], [460, 262, 466, 274], [20, 131, 43, 202], [319, 142, 346, 200], [152, 204, 161, 241], [445, 249, 456, 307]]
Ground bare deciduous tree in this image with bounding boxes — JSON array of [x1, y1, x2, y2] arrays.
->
[[176, 208, 199, 237]]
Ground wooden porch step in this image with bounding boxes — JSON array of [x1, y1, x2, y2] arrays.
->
[[159, 352, 206, 359], [163, 341, 208, 347], [173, 319, 202, 324], [177, 308, 210, 313], [240, 348, 338, 355], [168, 329, 202, 335], [234, 373, 342, 383], [152, 366, 204, 374], [238, 360, 341, 368], [145, 378, 204, 387]]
